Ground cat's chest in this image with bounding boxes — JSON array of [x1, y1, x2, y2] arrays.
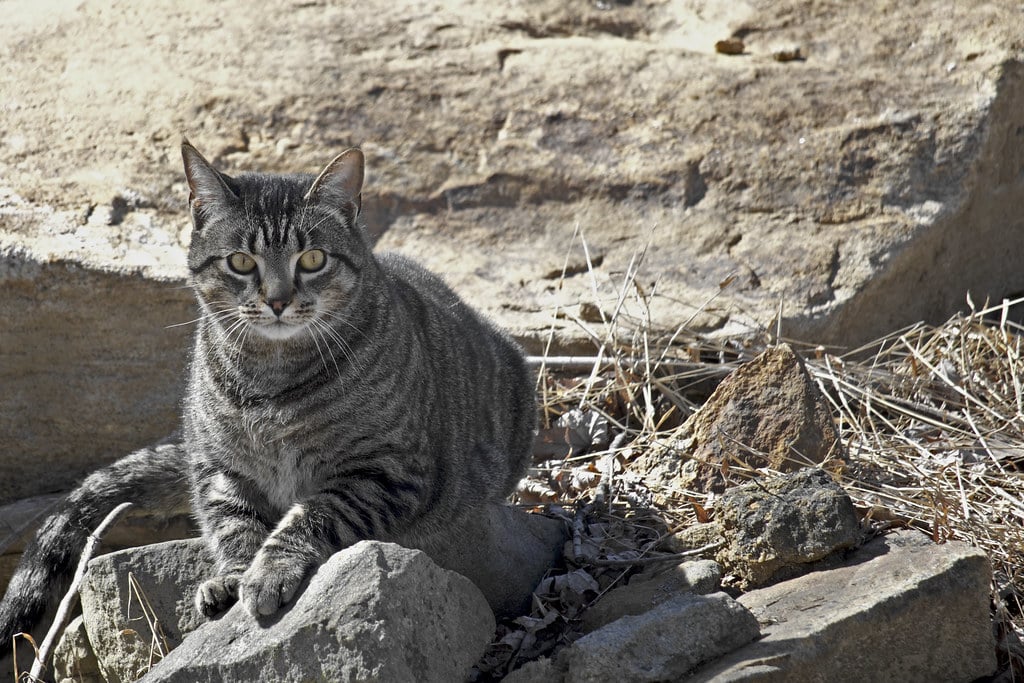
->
[[235, 404, 314, 510]]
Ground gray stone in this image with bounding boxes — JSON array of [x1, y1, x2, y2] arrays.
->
[[53, 615, 103, 683], [714, 468, 861, 589], [580, 559, 722, 632], [412, 503, 567, 618], [687, 531, 997, 682], [561, 592, 759, 683], [503, 658, 560, 683], [6, 0, 1024, 501], [80, 538, 212, 683], [140, 541, 494, 683]]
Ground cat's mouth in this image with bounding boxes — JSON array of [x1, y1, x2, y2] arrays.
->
[[251, 318, 307, 341]]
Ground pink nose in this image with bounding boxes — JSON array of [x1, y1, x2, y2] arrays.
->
[[269, 299, 289, 316]]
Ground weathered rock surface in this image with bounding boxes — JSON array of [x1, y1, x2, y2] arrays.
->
[[53, 615, 103, 683], [506, 591, 760, 683], [666, 469, 862, 589], [714, 467, 862, 588], [687, 530, 997, 682], [80, 539, 211, 683], [639, 344, 844, 494], [580, 559, 722, 632], [140, 541, 494, 683], [5, 0, 1024, 499]]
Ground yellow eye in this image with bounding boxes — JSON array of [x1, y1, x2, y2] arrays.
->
[[298, 249, 326, 273], [227, 252, 257, 274]]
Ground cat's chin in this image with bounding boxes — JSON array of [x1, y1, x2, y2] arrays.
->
[[251, 321, 307, 341]]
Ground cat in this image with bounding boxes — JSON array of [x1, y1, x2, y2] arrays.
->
[[0, 141, 536, 650]]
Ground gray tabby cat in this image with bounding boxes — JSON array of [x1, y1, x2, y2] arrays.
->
[[0, 142, 536, 645]]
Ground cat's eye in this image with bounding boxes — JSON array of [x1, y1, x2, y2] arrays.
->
[[298, 249, 326, 273], [227, 252, 257, 275]]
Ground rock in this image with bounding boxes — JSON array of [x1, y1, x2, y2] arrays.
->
[[6, 1, 1024, 500], [667, 521, 723, 554], [687, 530, 997, 682], [714, 468, 861, 589], [413, 503, 567, 618], [639, 344, 844, 494], [511, 592, 759, 683], [0, 253, 192, 505], [53, 615, 103, 683], [140, 541, 494, 683], [503, 657, 559, 683], [0, 257, 193, 504], [80, 538, 212, 683], [580, 559, 722, 632], [74, 502, 560, 680]]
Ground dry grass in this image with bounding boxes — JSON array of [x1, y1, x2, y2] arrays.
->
[[479, 232, 1024, 680]]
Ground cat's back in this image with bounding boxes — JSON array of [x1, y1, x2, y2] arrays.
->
[[375, 251, 536, 501], [377, 252, 508, 343]]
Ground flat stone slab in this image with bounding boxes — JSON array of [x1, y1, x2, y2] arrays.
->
[[687, 530, 996, 682], [506, 591, 760, 683]]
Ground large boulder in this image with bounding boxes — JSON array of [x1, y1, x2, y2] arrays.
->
[[4, 0, 1024, 500], [140, 541, 495, 683]]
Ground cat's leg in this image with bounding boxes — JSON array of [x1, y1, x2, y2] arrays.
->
[[239, 499, 351, 616], [192, 470, 273, 617], [240, 474, 422, 616]]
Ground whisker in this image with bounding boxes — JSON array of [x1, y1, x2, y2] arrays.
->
[[165, 306, 236, 330], [312, 317, 361, 374], [306, 325, 335, 377], [318, 310, 367, 340]]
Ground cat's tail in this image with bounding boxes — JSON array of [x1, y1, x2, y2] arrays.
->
[[0, 437, 191, 653]]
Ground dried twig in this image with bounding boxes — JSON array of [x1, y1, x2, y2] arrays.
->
[[28, 502, 134, 681], [587, 541, 725, 568]]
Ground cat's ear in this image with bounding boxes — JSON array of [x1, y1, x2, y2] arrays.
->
[[181, 139, 237, 226], [305, 148, 364, 215]]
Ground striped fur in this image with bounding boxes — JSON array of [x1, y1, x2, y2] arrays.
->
[[0, 143, 535, 647], [182, 143, 535, 617]]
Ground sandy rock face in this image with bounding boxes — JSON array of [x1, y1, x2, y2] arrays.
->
[[4, 0, 1024, 344], [4, 0, 1024, 496]]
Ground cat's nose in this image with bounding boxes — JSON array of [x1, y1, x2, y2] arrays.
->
[[268, 299, 290, 316]]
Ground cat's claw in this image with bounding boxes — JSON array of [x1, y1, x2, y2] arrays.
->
[[240, 550, 309, 617], [195, 573, 241, 618]]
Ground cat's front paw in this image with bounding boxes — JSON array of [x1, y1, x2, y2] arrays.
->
[[239, 550, 311, 617], [195, 573, 241, 618]]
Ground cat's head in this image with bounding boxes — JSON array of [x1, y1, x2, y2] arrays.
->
[[181, 141, 371, 343]]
